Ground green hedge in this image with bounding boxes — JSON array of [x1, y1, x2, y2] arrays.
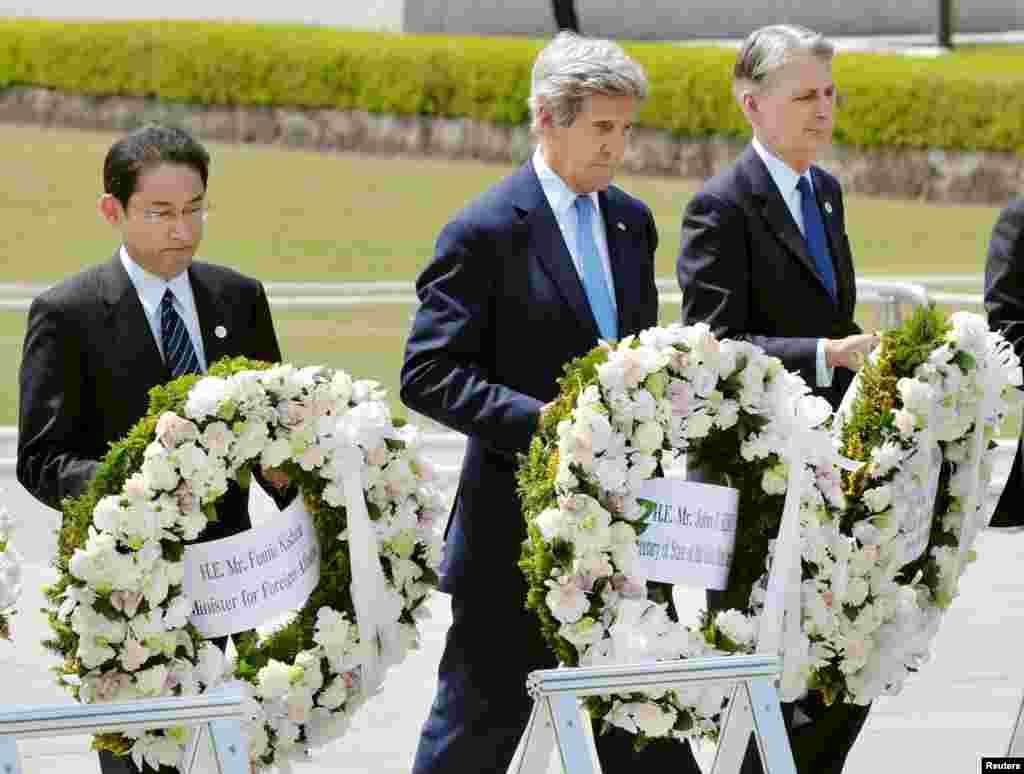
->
[[1, 19, 1022, 154]]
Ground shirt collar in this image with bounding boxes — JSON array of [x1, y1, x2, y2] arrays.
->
[[119, 245, 192, 307], [752, 137, 813, 197], [532, 147, 600, 218]]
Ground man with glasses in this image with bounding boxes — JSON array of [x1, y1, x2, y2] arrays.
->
[[17, 124, 283, 773]]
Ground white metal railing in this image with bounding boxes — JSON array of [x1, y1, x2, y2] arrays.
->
[[0, 277, 966, 314], [0, 274, 984, 297], [0, 278, 986, 321], [0, 686, 249, 774]]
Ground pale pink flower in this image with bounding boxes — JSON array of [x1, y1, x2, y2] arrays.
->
[[94, 670, 131, 701], [121, 638, 152, 672], [366, 445, 389, 467], [667, 380, 694, 416], [278, 400, 312, 428], [174, 481, 196, 514], [155, 413, 198, 450], [110, 590, 144, 618]]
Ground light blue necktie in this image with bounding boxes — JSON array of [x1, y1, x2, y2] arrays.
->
[[573, 195, 618, 341], [796, 176, 837, 303]]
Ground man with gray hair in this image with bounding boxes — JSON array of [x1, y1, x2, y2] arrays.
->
[[678, 24, 874, 774], [403, 31, 701, 773]]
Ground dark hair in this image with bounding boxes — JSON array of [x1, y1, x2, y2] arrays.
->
[[103, 124, 210, 207]]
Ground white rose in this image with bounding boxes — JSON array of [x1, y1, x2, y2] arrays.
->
[[715, 609, 757, 646], [257, 659, 293, 700], [134, 664, 170, 697], [184, 376, 230, 420], [314, 607, 353, 652], [870, 442, 904, 478], [897, 378, 935, 417], [844, 576, 870, 607], [545, 577, 590, 624], [317, 676, 350, 709], [140, 453, 179, 493], [949, 311, 990, 355], [171, 442, 208, 479], [535, 507, 572, 541], [715, 400, 740, 430], [862, 485, 892, 514], [261, 438, 292, 469], [632, 421, 664, 453], [682, 411, 714, 439], [607, 701, 677, 738]]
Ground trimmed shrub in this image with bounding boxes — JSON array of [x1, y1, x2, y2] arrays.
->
[[0, 19, 1021, 154]]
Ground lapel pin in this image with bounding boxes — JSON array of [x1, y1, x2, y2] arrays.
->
[[824, 201, 833, 215], [214, 325, 227, 339], [616, 221, 626, 231]]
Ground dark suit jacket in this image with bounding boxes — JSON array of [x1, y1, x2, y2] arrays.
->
[[17, 253, 282, 539], [985, 198, 1024, 527], [401, 161, 659, 597], [677, 145, 861, 409]]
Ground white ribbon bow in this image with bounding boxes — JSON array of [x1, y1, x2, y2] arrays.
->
[[334, 444, 401, 694]]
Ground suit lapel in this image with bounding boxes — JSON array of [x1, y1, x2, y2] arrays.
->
[[189, 263, 229, 368], [514, 164, 601, 341], [99, 253, 168, 379], [599, 190, 642, 337], [742, 147, 832, 301]]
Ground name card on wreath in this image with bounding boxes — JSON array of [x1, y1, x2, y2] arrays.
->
[[635, 477, 739, 590], [183, 485, 320, 638]]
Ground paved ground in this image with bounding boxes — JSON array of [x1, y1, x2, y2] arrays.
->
[[2, 461, 1023, 773]]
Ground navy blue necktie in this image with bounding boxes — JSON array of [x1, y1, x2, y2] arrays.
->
[[161, 289, 201, 377], [797, 176, 837, 303], [574, 195, 618, 341]]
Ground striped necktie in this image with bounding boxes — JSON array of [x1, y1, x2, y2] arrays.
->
[[160, 288, 201, 377]]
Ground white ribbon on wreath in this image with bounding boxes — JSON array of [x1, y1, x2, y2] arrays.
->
[[335, 444, 403, 694], [758, 393, 862, 700], [958, 346, 1003, 563]]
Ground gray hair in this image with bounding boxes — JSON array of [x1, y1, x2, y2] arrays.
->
[[733, 25, 835, 102], [528, 31, 648, 134]]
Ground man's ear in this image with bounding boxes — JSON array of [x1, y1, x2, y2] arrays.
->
[[99, 194, 123, 227], [537, 99, 561, 131], [741, 92, 759, 119]]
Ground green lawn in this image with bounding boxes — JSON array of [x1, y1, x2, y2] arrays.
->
[[0, 124, 1013, 431], [0, 124, 1002, 283]]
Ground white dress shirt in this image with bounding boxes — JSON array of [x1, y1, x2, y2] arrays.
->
[[120, 246, 208, 372], [751, 138, 833, 388], [532, 147, 617, 312]]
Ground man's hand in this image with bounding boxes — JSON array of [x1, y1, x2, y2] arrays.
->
[[260, 466, 291, 490], [826, 333, 881, 371]]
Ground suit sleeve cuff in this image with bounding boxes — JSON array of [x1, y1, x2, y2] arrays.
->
[[816, 339, 834, 388]]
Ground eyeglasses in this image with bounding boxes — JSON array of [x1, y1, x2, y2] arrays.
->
[[136, 204, 211, 226]]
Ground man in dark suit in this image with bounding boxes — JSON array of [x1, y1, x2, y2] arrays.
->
[[402, 31, 701, 774], [986, 198, 1024, 527], [677, 25, 878, 774], [17, 124, 283, 773], [678, 25, 877, 412]]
